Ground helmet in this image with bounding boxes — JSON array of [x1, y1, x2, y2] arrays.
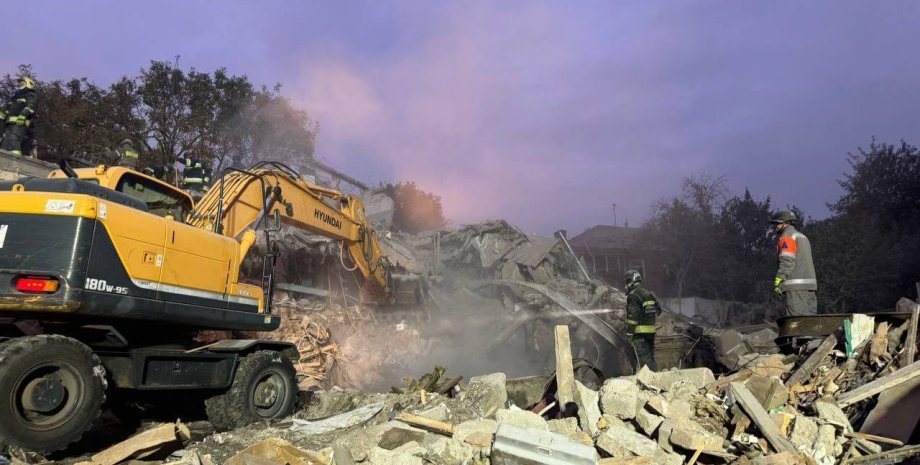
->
[[18, 76, 34, 90], [121, 138, 133, 146], [141, 167, 155, 176], [770, 210, 797, 225], [624, 269, 642, 288]]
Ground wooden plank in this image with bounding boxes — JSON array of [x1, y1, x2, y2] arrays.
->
[[554, 325, 576, 411], [903, 304, 919, 366], [394, 412, 454, 436], [838, 359, 920, 407], [845, 432, 905, 447], [729, 383, 795, 453], [848, 444, 920, 464], [785, 332, 838, 387]]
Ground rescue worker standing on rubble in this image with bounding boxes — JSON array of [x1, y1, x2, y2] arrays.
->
[[771, 209, 818, 316], [114, 139, 139, 169], [624, 269, 661, 371], [1, 76, 37, 156], [179, 156, 211, 200]]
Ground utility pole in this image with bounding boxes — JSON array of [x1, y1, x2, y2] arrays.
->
[[612, 203, 617, 226]]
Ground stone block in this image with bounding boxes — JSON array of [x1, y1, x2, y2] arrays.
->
[[596, 426, 659, 458], [453, 419, 498, 443], [814, 399, 853, 433], [495, 408, 548, 431], [425, 437, 476, 465], [635, 408, 663, 436], [789, 414, 818, 452], [574, 380, 602, 436], [600, 378, 641, 420], [466, 373, 507, 417], [669, 425, 724, 451], [547, 418, 579, 437], [637, 367, 715, 392]]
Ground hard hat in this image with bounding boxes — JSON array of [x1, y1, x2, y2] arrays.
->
[[121, 138, 133, 146], [18, 76, 34, 90], [624, 269, 642, 287], [770, 210, 797, 225]]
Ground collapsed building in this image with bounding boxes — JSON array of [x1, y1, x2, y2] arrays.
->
[[1, 152, 919, 465]]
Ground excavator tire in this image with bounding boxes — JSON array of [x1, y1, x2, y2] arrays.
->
[[204, 350, 297, 431], [0, 335, 107, 453]]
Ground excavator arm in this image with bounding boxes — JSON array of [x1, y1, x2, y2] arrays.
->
[[188, 162, 398, 303]]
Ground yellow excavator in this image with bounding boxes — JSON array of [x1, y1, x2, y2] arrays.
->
[[0, 159, 422, 452]]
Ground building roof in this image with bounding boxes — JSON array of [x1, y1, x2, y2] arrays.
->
[[506, 235, 560, 268], [568, 225, 642, 251]]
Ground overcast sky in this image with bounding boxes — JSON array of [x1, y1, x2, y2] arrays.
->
[[8, 1, 920, 235]]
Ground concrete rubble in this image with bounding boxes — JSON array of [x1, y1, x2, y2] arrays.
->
[[1, 187, 918, 465]]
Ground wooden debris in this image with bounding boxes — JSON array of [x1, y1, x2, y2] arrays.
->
[[554, 324, 576, 412], [903, 303, 919, 365], [77, 421, 189, 465], [394, 412, 455, 436], [785, 332, 838, 387], [729, 382, 795, 453], [847, 444, 920, 464], [845, 431, 904, 447], [869, 322, 890, 364], [837, 359, 920, 407]]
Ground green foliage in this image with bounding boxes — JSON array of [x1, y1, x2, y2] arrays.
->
[[642, 176, 778, 302], [810, 140, 920, 311], [1, 61, 317, 176], [384, 181, 447, 234]]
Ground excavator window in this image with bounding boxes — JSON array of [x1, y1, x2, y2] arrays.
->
[[115, 173, 192, 218]]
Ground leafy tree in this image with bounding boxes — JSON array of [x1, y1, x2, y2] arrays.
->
[[717, 189, 774, 302], [641, 176, 726, 299], [2, 61, 318, 179], [811, 140, 920, 311], [384, 181, 447, 234]]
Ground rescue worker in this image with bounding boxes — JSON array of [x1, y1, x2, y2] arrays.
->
[[1, 76, 37, 156], [624, 269, 661, 371], [114, 139, 139, 169], [771, 209, 817, 316], [179, 156, 212, 201]]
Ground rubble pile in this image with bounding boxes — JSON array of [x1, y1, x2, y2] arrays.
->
[[47, 310, 918, 465]]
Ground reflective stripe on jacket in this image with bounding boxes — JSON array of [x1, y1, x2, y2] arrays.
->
[[626, 285, 660, 335], [776, 226, 817, 291]]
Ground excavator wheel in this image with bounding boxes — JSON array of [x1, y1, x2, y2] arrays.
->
[[0, 335, 107, 453], [204, 350, 297, 431]]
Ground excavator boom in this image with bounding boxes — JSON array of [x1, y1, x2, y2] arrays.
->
[[189, 162, 407, 304]]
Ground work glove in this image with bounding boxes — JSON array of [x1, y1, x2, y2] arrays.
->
[[773, 276, 783, 296]]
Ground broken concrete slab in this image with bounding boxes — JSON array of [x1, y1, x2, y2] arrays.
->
[[637, 367, 715, 392], [547, 417, 580, 437], [634, 408, 663, 436], [465, 373, 508, 417], [669, 424, 724, 452], [417, 403, 450, 422], [574, 380, 602, 436], [813, 398, 853, 434], [790, 414, 819, 453], [425, 437, 477, 465], [657, 419, 675, 453], [813, 424, 840, 465], [596, 426, 660, 458], [495, 408, 549, 431], [453, 419, 499, 443], [600, 377, 641, 420]]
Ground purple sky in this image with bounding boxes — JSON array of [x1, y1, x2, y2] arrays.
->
[[9, 1, 920, 235]]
